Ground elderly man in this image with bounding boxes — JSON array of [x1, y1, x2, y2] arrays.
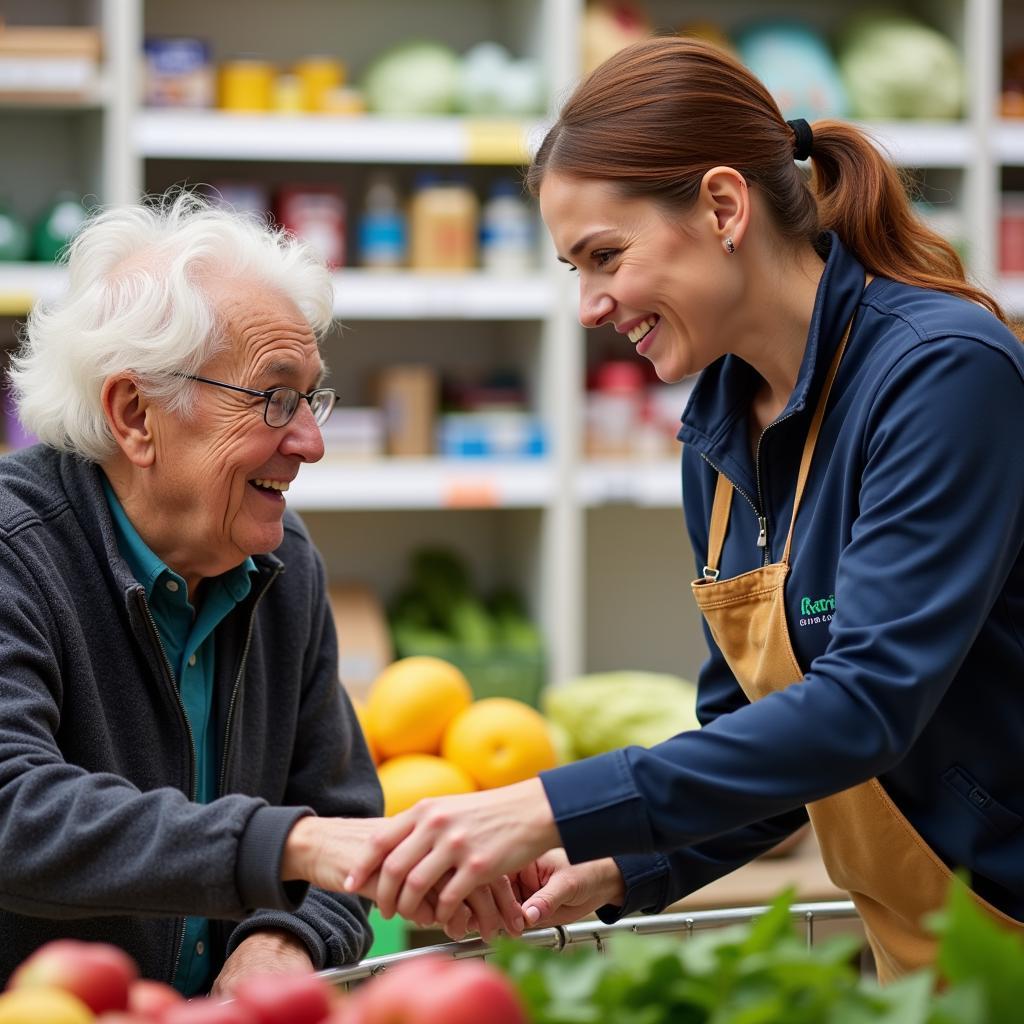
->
[[0, 194, 390, 994]]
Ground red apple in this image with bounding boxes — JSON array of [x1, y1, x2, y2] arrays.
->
[[162, 999, 258, 1024], [127, 979, 185, 1019], [8, 939, 138, 1013], [351, 957, 526, 1024], [233, 972, 334, 1024], [95, 1014, 154, 1023]]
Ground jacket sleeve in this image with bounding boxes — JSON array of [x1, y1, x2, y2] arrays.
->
[[226, 546, 383, 968], [0, 541, 304, 921], [543, 337, 1024, 863]]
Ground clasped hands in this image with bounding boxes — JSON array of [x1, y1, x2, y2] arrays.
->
[[283, 778, 625, 941]]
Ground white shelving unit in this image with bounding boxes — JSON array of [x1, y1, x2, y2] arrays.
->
[[2, 0, 1021, 688]]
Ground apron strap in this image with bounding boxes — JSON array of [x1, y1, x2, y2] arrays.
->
[[702, 292, 861, 574], [703, 472, 734, 580], [780, 312, 856, 565]]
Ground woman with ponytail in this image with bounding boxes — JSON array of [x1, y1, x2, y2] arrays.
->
[[345, 38, 1024, 979]]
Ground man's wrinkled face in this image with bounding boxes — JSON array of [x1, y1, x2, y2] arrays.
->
[[149, 277, 326, 581]]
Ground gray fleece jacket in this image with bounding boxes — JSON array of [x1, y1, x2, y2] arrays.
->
[[0, 445, 383, 983]]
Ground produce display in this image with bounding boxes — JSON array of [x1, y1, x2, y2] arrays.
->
[[494, 882, 1024, 1024], [0, 941, 527, 1022], [542, 671, 700, 760], [389, 548, 544, 706], [355, 655, 557, 817], [4, 880, 1023, 1022]]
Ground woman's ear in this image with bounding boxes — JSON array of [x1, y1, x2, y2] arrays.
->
[[102, 375, 156, 468], [699, 166, 750, 252]]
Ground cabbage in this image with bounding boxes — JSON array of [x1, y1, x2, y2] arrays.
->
[[543, 671, 700, 758], [362, 41, 461, 115], [837, 13, 964, 119]]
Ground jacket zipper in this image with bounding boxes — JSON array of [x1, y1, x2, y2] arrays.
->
[[135, 589, 194, 985], [698, 451, 765, 565], [218, 566, 282, 797], [751, 408, 799, 566]]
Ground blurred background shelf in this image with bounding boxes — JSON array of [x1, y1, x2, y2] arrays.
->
[[1, 0, 1021, 694], [136, 111, 539, 164]]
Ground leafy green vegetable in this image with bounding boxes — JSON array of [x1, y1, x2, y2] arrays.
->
[[492, 883, 1024, 1024]]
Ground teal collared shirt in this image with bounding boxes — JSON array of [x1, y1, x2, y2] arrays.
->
[[102, 479, 256, 996]]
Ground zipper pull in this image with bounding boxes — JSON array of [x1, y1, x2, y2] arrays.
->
[[756, 517, 768, 548]]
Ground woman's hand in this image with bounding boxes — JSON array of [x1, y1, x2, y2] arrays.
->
[[280, 815, 519, 937], [511, 850, 626, 928], [343, 778, 562, 929]]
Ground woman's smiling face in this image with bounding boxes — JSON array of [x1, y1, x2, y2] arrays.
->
[[539, 171, 744, 382]]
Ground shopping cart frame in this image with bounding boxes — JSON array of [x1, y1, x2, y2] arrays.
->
[[318, 899, 859, 989]]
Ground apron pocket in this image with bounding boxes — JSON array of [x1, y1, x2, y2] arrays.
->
[[943, 765, 1022, 836]]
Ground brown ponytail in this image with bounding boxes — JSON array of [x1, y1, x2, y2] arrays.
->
[[528, 37, 1007, 324]]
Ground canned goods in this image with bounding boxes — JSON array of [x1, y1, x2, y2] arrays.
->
[[218, 58, 274, 112]]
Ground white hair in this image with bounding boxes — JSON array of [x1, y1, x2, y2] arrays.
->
[[9, 190, 334, 463]]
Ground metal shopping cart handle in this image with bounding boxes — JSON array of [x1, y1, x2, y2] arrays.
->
[[317, 899, 858, 988]]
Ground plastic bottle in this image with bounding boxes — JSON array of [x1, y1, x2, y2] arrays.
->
[[0, 200, 30, 261], [358, 175, 407, 270], [32, 192, 88, 262], [409, 176, 478, 272], [480, 179, 534, 273]]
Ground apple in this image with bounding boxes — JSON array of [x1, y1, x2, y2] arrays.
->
[[8, 939, 137, 1014], [95, 1015, 153, 1023], [350, 957, 526, 1024], [162, 1000, 258, 1024], [233, 973, 334, 1024], [127, 980, 184, 1019]]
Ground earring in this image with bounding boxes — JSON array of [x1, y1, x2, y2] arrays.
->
[[724, 237, 736, 254]]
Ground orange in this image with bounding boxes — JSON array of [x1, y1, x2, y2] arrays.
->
[[350, 697, 379, 764], [442, 697, 558, 789], [0, 989, 94, 1024], [365, 657, 473, 759], [376, 754, 477, 816]]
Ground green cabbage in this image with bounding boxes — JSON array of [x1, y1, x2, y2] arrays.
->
[[542, 671, 700, 758], [837, 13, 964, 119], [362, 41, 461, 115]]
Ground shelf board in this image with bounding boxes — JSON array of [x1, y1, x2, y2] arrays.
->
[[332, 270, 551, 320], [995, 120, 1024, 165], [0, 263, 68, 316], [995, 277, 1024, 316], [857, 120, 971, 168], [0, 264, 552, 320], [136, 111, 540, 164], [288, 459, 684, 511], [135, 111, 969, 169], [579, 459, 682, 508], [287, 457, 555, 510]]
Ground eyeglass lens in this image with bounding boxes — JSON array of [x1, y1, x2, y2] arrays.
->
[[265, 388, 336, 427]]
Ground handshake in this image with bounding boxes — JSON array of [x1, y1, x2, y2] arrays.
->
[[281, 777, 625, 940]]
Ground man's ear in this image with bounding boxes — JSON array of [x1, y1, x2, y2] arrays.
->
[[698, 166, 750, 251], [102, 375, 156, 468]]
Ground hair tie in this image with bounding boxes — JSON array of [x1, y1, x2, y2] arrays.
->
[[787, 118, 814, 161]]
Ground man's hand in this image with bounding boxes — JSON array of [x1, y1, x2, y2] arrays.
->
[[343, 778, 561, 930], [281, 815, 523, 938], [511, 850, 625, 928], [209, 929, 313, 998]]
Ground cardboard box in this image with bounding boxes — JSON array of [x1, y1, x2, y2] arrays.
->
[[329, 583, 393, 702], [373, 364, 438, 457], [0, 22, 101, 99]]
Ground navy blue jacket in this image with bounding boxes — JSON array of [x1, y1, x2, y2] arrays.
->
[[542, 234, 1024, 921]]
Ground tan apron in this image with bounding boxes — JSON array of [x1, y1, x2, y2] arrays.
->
[[691, 317, 1024, 982]]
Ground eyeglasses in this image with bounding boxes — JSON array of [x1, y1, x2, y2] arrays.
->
[[177, 374, 338, 428]]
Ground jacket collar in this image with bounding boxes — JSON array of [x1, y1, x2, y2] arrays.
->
[[677, 232, 867, 490], [56, 452, 283, 602]]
